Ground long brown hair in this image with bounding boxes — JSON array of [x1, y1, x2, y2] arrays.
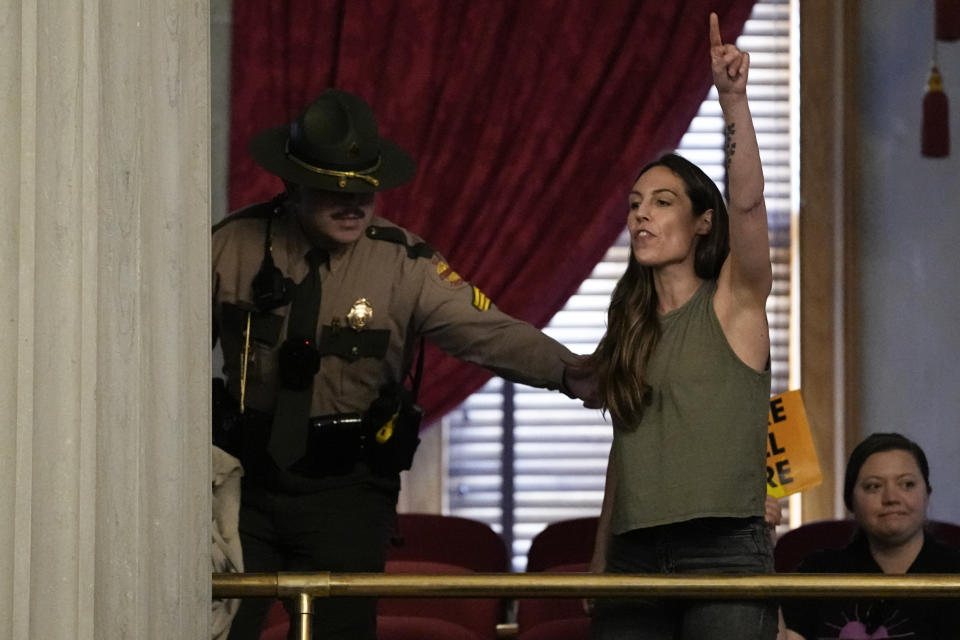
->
[[589, 153, 729, 429]]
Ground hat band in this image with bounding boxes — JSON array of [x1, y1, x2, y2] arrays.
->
[[284, 141, 381, 188]]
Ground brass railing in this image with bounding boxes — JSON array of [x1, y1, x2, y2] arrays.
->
[[212, 572, 960, 640]]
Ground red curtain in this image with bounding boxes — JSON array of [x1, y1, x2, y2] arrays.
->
[[229, 0, 756, 424]]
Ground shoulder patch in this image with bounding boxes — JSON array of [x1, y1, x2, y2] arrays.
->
[[430, 255, 466, 288], [366, 225, 435, 259], [471, 286, 491, 311]]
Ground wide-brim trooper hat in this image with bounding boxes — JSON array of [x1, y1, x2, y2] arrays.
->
[[248, 89, 416, 193]]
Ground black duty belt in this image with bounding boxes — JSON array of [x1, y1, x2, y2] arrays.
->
[[287, 412, 367, 477]]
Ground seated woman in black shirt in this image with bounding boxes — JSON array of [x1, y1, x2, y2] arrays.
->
[[780, 432, 960, 640]]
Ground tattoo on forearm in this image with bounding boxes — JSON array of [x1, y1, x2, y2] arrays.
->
[[724, 122, 736, 169]]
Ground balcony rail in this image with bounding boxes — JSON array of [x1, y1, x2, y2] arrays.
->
[[212, 571, 960, 640]]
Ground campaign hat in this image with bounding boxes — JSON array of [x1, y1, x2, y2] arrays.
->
[[249, 89, 416, 192]]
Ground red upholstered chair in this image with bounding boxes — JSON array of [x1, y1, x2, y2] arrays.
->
[[377, 560, 502, 640], [774, 519, 960, 572], [378, 514, 510, 640], [516, 615, 591, 640], [258, 599, 289, 640], [376, 616, 489, 640], [927, 520, 960, 550], [773, 519, 858, 572], [258, 561, 502, 640], [524, 517, 599, 573], [516, 517, 599, 640], [258, 514, 509, 640], [387, 513, 509, 572], [516, 562, 591, 640]]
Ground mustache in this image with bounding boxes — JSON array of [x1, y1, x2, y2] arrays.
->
[[331, 207, 367, 218]]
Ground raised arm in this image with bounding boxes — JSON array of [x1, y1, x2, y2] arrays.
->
[[710, 12, 772, 302]]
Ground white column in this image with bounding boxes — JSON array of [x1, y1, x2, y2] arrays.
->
[[0, 1, 211, 638]]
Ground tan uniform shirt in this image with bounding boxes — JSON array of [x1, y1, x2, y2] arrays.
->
[[213, 201, 575, 422]]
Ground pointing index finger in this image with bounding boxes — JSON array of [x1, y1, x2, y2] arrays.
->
[[709, 12, 723, 48]]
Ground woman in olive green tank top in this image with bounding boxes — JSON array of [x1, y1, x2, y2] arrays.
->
[[587, 13, 776, 640]]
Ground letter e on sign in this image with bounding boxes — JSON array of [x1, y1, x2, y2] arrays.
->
[[765, 390, 822, 498]]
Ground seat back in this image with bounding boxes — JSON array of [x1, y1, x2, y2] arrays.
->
[[773, 519, 858, 572], [388, 513, 509, 573], [516, 516, 599, 639], [524, 516, 599, 573], [380, 514, 509, 640], [774, 518, 960, 572], [927, 520, 960, 550]]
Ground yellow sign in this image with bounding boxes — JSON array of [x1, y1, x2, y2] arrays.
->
[[766, 390, 822, 498]]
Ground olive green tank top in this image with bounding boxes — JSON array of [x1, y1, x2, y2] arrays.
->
[[610, 280, 771, 533]]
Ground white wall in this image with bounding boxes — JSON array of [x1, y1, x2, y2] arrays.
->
[[212, 0, 232, 224], [858, 1, 960, 524]]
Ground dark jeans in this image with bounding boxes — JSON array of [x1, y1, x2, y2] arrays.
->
[[591, 516, 777, 640], [227, 477, 399, 640]]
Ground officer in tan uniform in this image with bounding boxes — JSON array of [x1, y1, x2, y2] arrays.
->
[[213, 89, 593, 640]]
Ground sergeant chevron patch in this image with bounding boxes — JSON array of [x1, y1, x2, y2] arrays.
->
[[471, 286, 491, 311]]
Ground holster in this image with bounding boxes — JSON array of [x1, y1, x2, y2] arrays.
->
[[362, 383, 423, 475], [216, 336, 426, 478], [296, 386, 422, 478]]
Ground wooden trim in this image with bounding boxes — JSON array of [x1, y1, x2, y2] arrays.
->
[[798, 0, 862, 521]]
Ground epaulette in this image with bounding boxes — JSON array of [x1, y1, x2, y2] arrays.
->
[[212, 202, 276, 234], [366, 225, 435, 259]]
